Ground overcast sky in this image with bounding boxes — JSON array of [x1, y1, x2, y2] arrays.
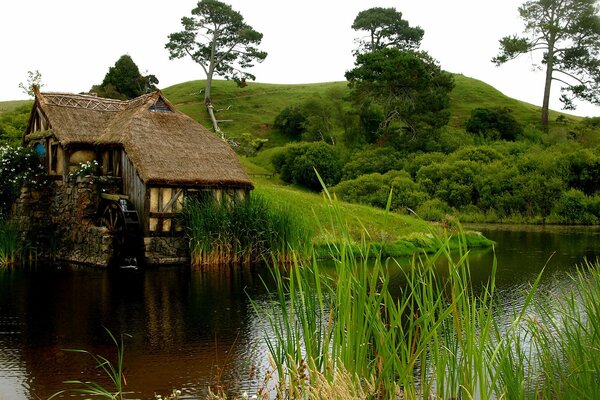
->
[[1, 0, 598, 117]]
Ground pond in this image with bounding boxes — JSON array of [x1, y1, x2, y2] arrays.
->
[[1, 225, 600, 399]]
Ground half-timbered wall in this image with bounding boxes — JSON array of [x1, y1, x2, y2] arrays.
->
[[147, 187, 250, 236]]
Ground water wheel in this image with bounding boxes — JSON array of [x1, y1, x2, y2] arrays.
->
[[98, 196, 140, 265]]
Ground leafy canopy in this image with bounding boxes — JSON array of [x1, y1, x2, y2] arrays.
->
[[345, 49, 454, 147], [493, 0, 600, 126], [165, 0, 267, 87], [352, 7, 424, 53], [165, 0, 267, 132], [92, 55, 158, 100]]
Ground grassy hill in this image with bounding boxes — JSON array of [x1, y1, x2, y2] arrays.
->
[[0, 100, 31, 114], [161, 75, 580, 140]]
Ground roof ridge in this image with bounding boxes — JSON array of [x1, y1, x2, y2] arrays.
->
[[40, 91, 160, 113]]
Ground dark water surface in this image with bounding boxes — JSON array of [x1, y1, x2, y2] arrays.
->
[[1, 225, 600, 399]]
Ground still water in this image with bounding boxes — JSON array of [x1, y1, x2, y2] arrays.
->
[[1, 225, 600, 399]]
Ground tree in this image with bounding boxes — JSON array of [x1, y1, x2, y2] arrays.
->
[[492, 0, 600, 129], [352, 7, 424, 53], [345, 48, 454, 149], [18, 70, 44, 98], [165, 0, 267, 133], [91, 55, 158, 100]]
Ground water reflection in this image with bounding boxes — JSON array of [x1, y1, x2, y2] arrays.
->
[[1, 226, 600, 399], [0, 264, 276, 399]]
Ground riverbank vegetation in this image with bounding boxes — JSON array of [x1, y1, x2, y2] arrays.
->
[[182, 193, 313, 266], [251, 226, 600, 399], [0, 217, 20, 266]]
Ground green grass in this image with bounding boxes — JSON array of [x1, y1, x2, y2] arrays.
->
[[162, 80, 348, 138], [242, 156, 492, 257], [0, 100, 32, 114], [447, 74, 578, 128], [162, 77, 582, 143]]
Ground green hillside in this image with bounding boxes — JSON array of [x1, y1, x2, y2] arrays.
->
[[0, 100, 31, 114], [161, 76, 579, 139]]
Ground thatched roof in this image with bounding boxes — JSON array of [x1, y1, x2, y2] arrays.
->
[[27, 90, 253, 188]]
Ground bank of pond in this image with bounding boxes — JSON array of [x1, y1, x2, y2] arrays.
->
[[1, 192, 493, 268], [1, 224, 600, 399]]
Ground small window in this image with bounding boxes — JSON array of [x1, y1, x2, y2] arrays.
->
[[149, 98, 171, 113], [50, 144, 58, 173]]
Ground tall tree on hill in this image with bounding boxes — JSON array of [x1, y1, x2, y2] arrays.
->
[[351, 7, 424, 54], [165, 0, 267, 134], [345, 48, 454, 149], [92, 55, 158, 100], [492, 0, 600, 129]]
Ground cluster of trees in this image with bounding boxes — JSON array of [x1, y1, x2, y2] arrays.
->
[[263, 1, 600, 224], [91, 55, 158, 100], [328, 142, 600, 224]]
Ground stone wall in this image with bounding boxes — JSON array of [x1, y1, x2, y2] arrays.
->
[[12, 176, 122, 266], [12, 175, 196, 267], [144, 236, 190, 265]]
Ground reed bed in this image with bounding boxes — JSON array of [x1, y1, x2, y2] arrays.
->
[[0, 217, 21, 266], [252, 191, 600, 399], [181, 194, 313, 266]]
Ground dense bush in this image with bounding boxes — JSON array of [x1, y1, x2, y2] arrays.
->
[[272, 142, 343, 191], [273, 105, 306, 138], [551, 189, 598, 224], [0, 145, 46, 217], [465, 107, 523, 141], [342, 147, 404, 180], [332, 170, 429, 211]]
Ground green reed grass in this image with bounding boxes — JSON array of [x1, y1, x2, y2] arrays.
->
[[0, 217, 21, 266], [49, 328, 130, 399], [181, 194, 313, 266], [253, 185, 579, 399]]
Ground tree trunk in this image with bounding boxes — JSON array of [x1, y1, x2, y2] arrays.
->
[[203, 72, 222, 135], [541, 36, 556, 130]]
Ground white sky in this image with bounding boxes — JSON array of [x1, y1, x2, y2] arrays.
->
[[1, 0, 598, 117]]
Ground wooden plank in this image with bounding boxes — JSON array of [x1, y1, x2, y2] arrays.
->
[[101, 193, 129, 201], [160, 188, 183, 213]]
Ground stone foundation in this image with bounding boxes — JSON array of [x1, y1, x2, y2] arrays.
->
[[143, 236, 190, 265], [12, 177, 122, 266], [12, 176, 195, 267]]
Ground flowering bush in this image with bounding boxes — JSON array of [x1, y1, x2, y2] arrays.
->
[[68, 160, 99, 181], [0, 145, 47, 217]]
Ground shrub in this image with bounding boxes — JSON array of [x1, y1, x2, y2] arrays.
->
[[0, 145, 46, 217], [272, 142, 343, 191], [450, 145, 504, 164], [414, 198, 454, 221], [551, 189, 597, 224], [465, 107, 523, 141], [342, 147, 404, 180], [273, 105, 307, 138], [333, 170, 429, 211]]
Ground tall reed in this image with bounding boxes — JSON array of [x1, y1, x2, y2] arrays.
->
[[0, 217, 21, 266], [253, 187, 556, 399], [181, 194, 313, 266]]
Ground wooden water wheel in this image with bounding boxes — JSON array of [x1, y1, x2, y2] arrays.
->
[[98, 195, 140, 264]]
